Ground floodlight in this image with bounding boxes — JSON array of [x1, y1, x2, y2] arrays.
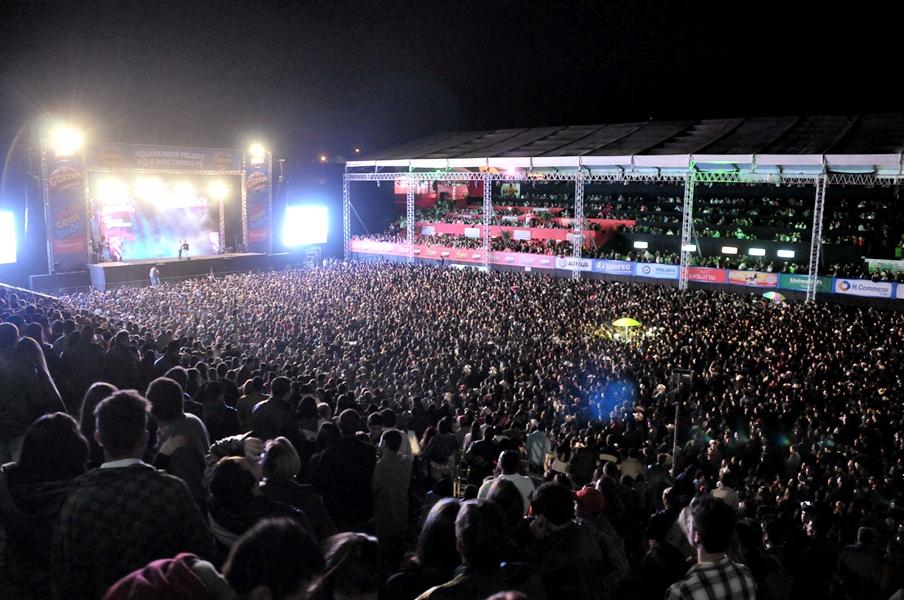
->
[[681, 244, 697, 252], [633, 241, 649, 249], [0, 211, 15, 264], [777, 249, 795, 258], [354, 148, 361, 154], [249, 143, 266, 166], [207, 180, 229, 201], [721, 246, 738, 255], [174, 181, 195, 201], [319, 155, 328, 163], [748, 248, 766, 256], [134, 177, 163, 200], [50, 125, 84, 158], [283, 205, 328, 247]]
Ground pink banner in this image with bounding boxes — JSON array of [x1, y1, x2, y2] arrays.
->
[[350, 240, 557, 268], [416, 222, 603, 244]]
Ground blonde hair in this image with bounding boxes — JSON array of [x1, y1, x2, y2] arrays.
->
[[262, 436, 301, 480]]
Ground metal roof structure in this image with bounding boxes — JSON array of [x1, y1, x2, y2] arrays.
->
[[347, 114, 904, 175]]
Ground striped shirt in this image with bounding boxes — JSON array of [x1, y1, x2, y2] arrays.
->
[[665, 556, 756, 600]]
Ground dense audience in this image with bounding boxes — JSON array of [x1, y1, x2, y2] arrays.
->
[[1, 262, 904, 599]]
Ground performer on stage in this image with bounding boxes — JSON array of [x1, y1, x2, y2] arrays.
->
[[181, 240, 190, 260], [178, 241, 183, 260]]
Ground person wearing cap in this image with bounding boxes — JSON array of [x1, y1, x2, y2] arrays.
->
[[665, 495, 755, 600], [309, 408, 376, 533], [477, 450, 535, 515], [573, 485, 629, 600]]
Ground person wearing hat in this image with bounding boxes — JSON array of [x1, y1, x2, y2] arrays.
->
[[574, 485, 629, 600]]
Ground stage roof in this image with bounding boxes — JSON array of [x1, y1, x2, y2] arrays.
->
[[347, 114, 904, 175]]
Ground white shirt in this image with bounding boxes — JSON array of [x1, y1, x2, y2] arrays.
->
[[477, 472, 536, 514]]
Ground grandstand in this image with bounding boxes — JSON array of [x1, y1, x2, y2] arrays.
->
[[344, 115, 904, 301]]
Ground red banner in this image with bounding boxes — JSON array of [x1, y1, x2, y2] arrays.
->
[[687, 267, 727, 284]]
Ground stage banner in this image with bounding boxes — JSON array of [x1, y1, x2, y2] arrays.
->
[[420, 225, 436, 236], [687, 267, 727, 284], [464, 227, 481, 239], [778, 273, 834, 293], [594, 259, 634, 275], [492, 251, 555, 269], [513, 229, 532, 241], [45, 153, 90, 270], [897, 284, 904, 300], [88, 143, 242, 172], [727, 270, 778, 288], [866, 258, 904, 274], [245, 160, 272, 253], [833, 278, 894, 298], [555, 257, 593, 271], [634, 263, 679, 279]]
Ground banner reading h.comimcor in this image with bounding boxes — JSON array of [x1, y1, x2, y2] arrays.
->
[[45, 153, 90, 271], [245, 159, 272, 253]]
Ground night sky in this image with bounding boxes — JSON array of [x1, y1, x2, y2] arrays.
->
[[0, 0, 900, 161]]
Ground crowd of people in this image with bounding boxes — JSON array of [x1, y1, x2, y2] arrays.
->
[[1, 262, 904, 599]]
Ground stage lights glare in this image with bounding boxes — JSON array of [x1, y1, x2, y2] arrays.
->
[[283, 205, 328, 247], [49, 125, 84, 157], [174, 181, 196, 201], [319, 155, 328, 163], [777, 249, 796, 258], [721, 246, 738, 255], [96, 178, 129, 205], [0, 211, 16, 264], [354, 148, 361, 154], [748, 247, 766, 256], [134, 177, 163, 200], [207, 180, 230, 201], [633, 241, 649, 249]]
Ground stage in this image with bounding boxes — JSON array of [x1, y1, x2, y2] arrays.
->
[[88, 252, 303, 290]]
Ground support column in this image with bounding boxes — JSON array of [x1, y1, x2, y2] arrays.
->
[[482, 173, 492, 269], [342, 173, 350, 261], [406, 178, 415, 263], [678, 171, 696, 291], [572, 173, 585, 280], [806, 173, 827, 302]]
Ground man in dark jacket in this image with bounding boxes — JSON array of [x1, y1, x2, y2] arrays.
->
[[250, 377, 299, 447], [0, 323, 32, 463], [52, 391, 213, 600], [309, 409, 376, 532], [104, 331, 141, 392]]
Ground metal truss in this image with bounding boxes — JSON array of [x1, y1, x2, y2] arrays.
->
[[482, 173, 492, 268], [342, 174, 351, 260], [678, 172, 696, 291], [406, 178, 415, 263], [806, 174, 828, 302], [572, 174, 585, 280], [827, 173, 903, 186]]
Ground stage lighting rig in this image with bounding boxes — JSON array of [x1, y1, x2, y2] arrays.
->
[[207, 180, 230, 201], [49, 124, 84, 158], [249, 143, 267, 166]]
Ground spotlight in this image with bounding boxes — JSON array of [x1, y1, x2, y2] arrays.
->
[[49, 125, 84, 158], [320, 155, 328, 163], [354, 148, 361, 154], [207, 180, 229, 201], [249, 143, 266, 166], [96, 178, 128, 205]]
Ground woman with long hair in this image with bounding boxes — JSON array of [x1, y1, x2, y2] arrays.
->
[[78, 382, 118, 468], [15, 336, 65, 419], [0, 413, 88, 597], [307, 532, 381, 600]]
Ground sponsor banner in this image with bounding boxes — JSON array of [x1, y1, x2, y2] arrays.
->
[[594, 259, 634, 275], [513, 229, 532, 241], [866, 258, 904, 274], [898, 283, 904, 300], [87, 143, 242, 172], [555, 256, 593, 271], [244, 159, 272, 252], [834, 279, 894, 298], [727, 270, 778, 288], [463, 227, 481, 239], [778, 273, 834, 293], [45, 154, 90, 269], [634, 263, 679, 279], [687, 267, 727, 284], [420, 225, 435, 236]]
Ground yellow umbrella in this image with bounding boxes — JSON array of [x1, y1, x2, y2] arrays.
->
[[612, 317, 641, 339]]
